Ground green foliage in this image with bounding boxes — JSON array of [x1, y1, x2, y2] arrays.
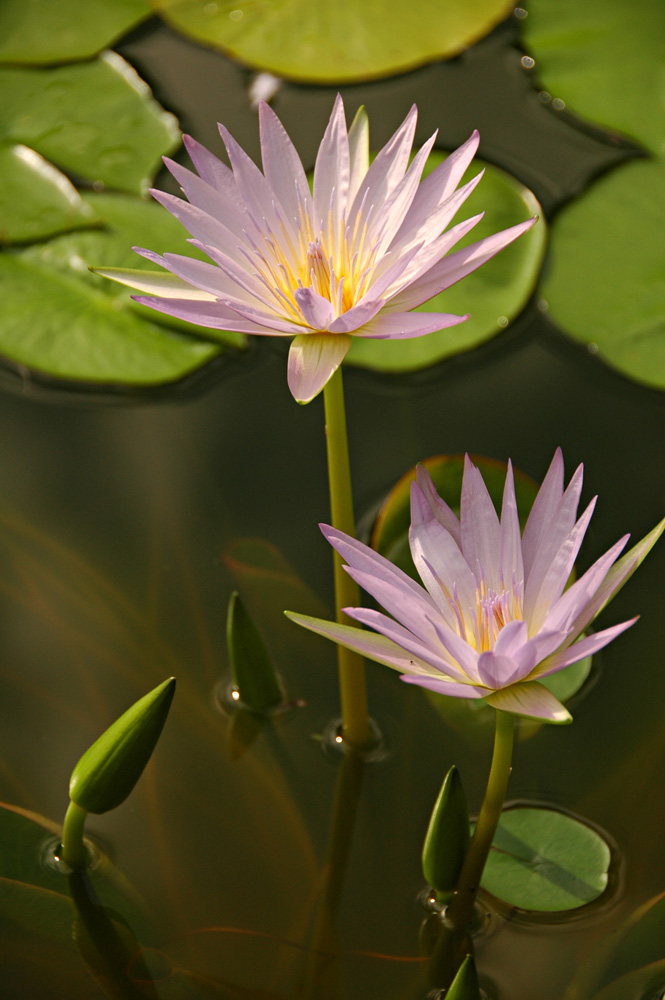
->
[[540, 158, 665, 390], [447, 955, 482, 1000], [481, 807, 611, 911], [69, 678, 176, 814], [226, 591, 283, 713], [153, 0, 513, 83], [422, 766, 470, 897], [0, 0, 151, 65], [347, 154, 545, 372]]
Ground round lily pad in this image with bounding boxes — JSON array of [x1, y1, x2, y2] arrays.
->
[[0, 54, 180, 194], [522, 0, 665, 154], [539, 157, 665, 390], [0, 144, 96, 244], [481, 806, 611, 911], [346, 153, 545, 372], [0, 0, 151, 65], [153, 0, 514, 83]]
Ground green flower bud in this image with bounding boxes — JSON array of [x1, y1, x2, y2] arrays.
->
[[422, 765, 470, 896], [226, 591, 282, 712]]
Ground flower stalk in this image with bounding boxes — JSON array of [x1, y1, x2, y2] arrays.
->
[[323, 367, 372, 748], [446, 709, 515, 929], [60, 800, 88, 870]]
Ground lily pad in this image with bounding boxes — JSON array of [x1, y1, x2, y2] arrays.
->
[[540, 157, 665, 390], [0, 252, 221, 384], [522, 0, 665, 153], [370, 454, 539, 578], [481, 806, 611, 911], [0, 0, 151, 65], [153, 0, 514, 83], [0, 143, 96, 244], [346, 153, 545, 372], [0, 53, 180, 194]]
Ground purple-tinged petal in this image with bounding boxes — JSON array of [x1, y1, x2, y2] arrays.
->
[[383, 214, 485, 299], [365, 132, 438, 251], [346, 105, 418, 232], [386, 216, 537, 311], [366, 242, 425, 301], [149, 189, 251, 265], [344, 607, 465, 680], [294, 286, 335, 329], [284, 611, 433, 674], [534, 619, 637, 679], [182, 134, 240, 204], [354, 311, 468, 339], [400, 674, 486, 699], [287, 333, 351, 404], [524, 497, 597, 631], [160, 251, 258, 303], [460, 455, 501, 590], [94, 266, 217, 301], [409, 480, 477, 623], [428, 616, 481, 682], [521, 448, 565, 576], [347, 105, 370, 203], [415, 465, 462, 548], [387, 169, 485, 263], [494, 619, 529, 658], [566, 516, 665, 638], [499, 460, 524, 589], [344, 565, 443, 647], [131, 295, 288, 334], [258, 101, 313, 226], [313, 94, 349, 251], [477, 652, 521, 689], [525, 460, 584, 584], [484, 682, 572, 723], [163, 157, 250, 240], [543, 535, 629, 636], [219, 298, 308, 335]]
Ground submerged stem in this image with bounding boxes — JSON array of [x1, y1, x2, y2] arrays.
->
[[446, 709, 515, 929], [322, 367, 372, 749], [60, 800, 89, 870]]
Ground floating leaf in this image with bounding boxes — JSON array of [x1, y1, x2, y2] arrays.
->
[[522, 0, 665, 153], [226, 591, 283, 713], [422, 766, 470, 897], [154, 0, 514, 83], [540, 157, 665, 390], [371, 454, 539, 578], [480, 807, 611, 911], [0, 144, 96, 244], [0, 0, 151, 65], [0, 252, 222, 384], [69, 677, 176, 814], [0, 53, 180, 193], [346, 154, 545, 373]]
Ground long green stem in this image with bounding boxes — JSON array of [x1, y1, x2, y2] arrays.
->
[[60, 800, 89, 870], [322, 367, 372, 749], [446, 709, 515, 929]]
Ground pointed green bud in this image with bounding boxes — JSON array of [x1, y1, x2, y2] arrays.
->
[[69, 678, 176, 815], [447, 955, 481, 1000], [422, 765, 470, 896], [226, 591, 282, 713]]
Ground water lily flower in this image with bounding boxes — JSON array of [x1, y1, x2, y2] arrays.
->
[[287, 450, 665, 722], [96, 96, 536, 403]]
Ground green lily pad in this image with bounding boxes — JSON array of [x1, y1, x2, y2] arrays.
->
[[0, 53, 180, 194], [0, 143, 96, 244], [154, 0, 514, 83], [0, 0, 151, 65], [522, 0, 665, 154], [346, 153, 545, 372], [370, 453, 539, 578], [0, 252, 221, 384], [481, 806, 611, 911], [540, 157, 665, 390]]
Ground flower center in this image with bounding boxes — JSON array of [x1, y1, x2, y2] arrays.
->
[[447, 575, 524, 653]]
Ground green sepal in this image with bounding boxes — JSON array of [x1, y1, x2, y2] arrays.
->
[[422, 765, 470, 896], [447, 955, 481, 1000], [69, 677, 176, 814], [226, 591, 283, 713]]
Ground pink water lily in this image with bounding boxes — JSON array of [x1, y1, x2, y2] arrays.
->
[[96, 96, 536, 403], [287, 451, 665, 722]]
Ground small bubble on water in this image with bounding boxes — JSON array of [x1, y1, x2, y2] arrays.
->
[[229, 8, 244, 20], [203, 2, 218, 12], [552, 97, 566, 110], [521, 55, 535, 69], [538, 91, 552, 104], [497, 315, 509, 328], [92, 179, 105, 192], [514, 6, 528, 17], [587, 342, 599, 355], [537, 298, 549, 312]]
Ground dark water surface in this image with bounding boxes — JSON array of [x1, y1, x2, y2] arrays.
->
[[1, 14, 665, 1000]]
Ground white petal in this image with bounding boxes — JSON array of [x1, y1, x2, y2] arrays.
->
[[93, 266, 217, 301], [287, 333, 351, 403], [484, 682, 572, 723]]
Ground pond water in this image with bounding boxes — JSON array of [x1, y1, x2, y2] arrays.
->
[[2, 14, 665, 1000]]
